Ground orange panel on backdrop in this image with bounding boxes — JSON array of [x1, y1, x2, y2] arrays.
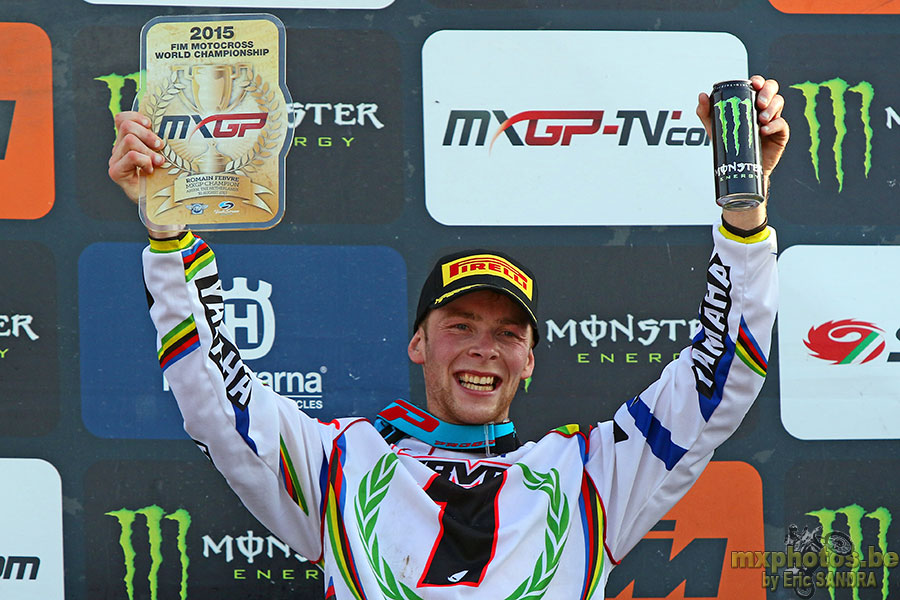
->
[[0, 23, 54, 219], [770, 0, 900, 13], [610, 461, 766, 600]]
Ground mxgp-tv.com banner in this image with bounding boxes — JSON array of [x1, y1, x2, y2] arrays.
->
[[423, 30, 747, 226]]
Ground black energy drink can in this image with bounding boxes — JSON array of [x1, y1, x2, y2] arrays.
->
[[710, 80, 764, 209]]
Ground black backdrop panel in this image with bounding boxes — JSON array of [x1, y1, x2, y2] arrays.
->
[[770, 34, 900, 226], [0, 240, 59, 437], [490, 243, 712, 441], [85, 460, 324, 599]]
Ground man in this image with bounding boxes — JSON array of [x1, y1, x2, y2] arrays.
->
[[110, 75, 788, 599]]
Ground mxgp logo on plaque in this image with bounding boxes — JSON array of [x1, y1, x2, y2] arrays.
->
[[79, 243, 409, 439], [778, 245, 900, 440], [769, 34, 900, 225], [423, 30, 747, 226]]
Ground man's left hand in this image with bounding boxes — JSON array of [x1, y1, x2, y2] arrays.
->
[[696, 75, 790, 183], [696, 75, 790, 231]]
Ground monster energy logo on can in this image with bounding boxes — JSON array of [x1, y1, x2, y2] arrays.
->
[[791, 78, 874, 193], [106, 505, 191, 600], [714, 96, 754, 154], [808, 504, 892, 600], [710, 80, 764, 208]]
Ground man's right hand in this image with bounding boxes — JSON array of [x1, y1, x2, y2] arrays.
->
[[107, 111, 164, 203]]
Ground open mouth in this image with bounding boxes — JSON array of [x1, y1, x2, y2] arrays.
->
[[458, 372, 499, 392]]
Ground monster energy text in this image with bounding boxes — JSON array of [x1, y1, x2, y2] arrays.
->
[[710, 80, 764, 209]]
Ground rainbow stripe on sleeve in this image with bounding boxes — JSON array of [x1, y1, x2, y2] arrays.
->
[[158, 315, 200, 371], [279, 435, 309, 515], [735, 317, 767, 377], [324, 437, 368, 600], [182, 239, 215, 282], [577, 471, 605, 599]]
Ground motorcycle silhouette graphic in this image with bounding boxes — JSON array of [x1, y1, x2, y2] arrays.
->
[[784, 524, 854, 599]]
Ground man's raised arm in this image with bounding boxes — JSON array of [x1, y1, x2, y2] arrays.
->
[[593, 75, 789, 562], [107, 112, 333, 561]]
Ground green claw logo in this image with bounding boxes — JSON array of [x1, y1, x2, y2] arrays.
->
[[95, 71, 144, 143], [808, 504, 892, 600], [790, 78, 874, 193], [714, 96, 754, 154], [106, 505, 191, 600]]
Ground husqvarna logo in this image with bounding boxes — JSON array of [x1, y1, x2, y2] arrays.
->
[[222, 277, 275, 360]]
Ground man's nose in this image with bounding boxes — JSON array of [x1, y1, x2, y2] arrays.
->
[[468, 329, 499, 359]]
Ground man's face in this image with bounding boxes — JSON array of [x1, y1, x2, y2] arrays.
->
[[407, 290, 535, 425]]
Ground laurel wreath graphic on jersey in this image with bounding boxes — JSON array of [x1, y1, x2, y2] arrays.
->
[[354, 454, 570, 600], [354, 453, 422, 600], [504, 463, 570, 600]]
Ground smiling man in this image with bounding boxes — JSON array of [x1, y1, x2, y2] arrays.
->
[[408, 249, 538, 428], [111, 76, 788, 598]]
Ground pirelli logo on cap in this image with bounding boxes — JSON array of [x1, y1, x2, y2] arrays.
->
[[442, 254, 533, 299]]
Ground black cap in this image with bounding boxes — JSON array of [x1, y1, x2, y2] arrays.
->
[[414, 249, 539, 345]]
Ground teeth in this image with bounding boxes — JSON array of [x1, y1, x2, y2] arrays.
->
[[459, 373, 496, 391], [460, 373, 495, 385]]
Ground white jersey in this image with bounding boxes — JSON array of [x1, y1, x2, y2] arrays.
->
[[142, 224, 777, 599]]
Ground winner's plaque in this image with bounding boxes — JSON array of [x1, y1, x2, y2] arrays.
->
[[138, 14, 291, 230]]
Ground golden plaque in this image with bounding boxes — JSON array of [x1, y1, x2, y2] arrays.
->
[[138, 14, 291, 230]]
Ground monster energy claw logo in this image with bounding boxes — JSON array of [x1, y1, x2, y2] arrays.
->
[[808, 504, 891, 600], [714, 96, 754, 154], [791, 78, 874, 193], [106, 505, 191, 600], [96, 71, 144, 143]]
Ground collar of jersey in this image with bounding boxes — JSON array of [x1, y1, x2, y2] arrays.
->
[[374, 400, 519, 455]]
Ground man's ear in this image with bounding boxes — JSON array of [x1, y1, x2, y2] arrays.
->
[[408, 328, 425, 365], [520, 347, 535, 381]]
